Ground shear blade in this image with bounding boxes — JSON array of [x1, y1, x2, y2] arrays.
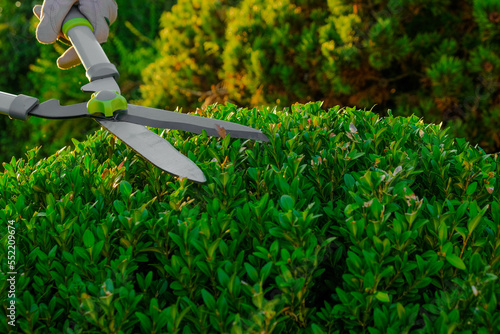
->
[[98, 119, 206, 183], [29, 100, 90, 119], [116, 104, 270, 142], [29, 100, 269, 142]]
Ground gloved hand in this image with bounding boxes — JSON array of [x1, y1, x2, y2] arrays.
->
[[33, 0, 117, 69]]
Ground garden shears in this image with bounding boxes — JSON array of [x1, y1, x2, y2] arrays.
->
[[0, 7, 268, 183]]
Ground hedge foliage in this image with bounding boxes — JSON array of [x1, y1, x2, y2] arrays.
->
[[1, 103, 500, 333], [141, 0, 500, 153]]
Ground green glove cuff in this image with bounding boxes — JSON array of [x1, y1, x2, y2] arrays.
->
[[62, 18, 94, 38]]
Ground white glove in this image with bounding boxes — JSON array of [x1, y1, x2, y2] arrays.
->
[[33, 0, 118, 69]]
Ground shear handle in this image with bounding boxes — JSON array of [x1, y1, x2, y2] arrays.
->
[[62, 6, 119, 82], [0, 92, 39, 121]]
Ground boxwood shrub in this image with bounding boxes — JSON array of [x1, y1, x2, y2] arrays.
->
[[1, 102, 499, 333]]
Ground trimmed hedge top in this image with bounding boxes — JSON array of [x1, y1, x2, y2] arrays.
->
[[1, 102, 500, 333]]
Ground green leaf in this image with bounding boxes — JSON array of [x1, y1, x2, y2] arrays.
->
[[120, 181, 132, 198], [268, 228, 283, 237], [103, 278, 114, 294], [438, 222, 448, 245], [455, 226, 467, 239], [207, 238, 221, 259], [375, 291, 390, 303], [456, 201, 469, 220], [492, 201, 500, 224], [35, 248, 47, 261], [196, 262, 211, 277], [397, 303, 405, 319], [260, 262, 273, 282], [135, 312, 152, 332], [311, 324, 324, 334], [217, 268, 230, 287], [149, 298, 159, 316], [83, 230, 95, 248], [363, 272, 375, 289], [345, 203, 360, 216], [33, 275, 44, 287], [280, 195, 294, 211], [466, 182, 477, 195], [467, 204, 488, 234], [168, 232, 185, 251], [48, 245, 58, 258], [217, 295, 229, 318], [62, 251, 74, 263], [371, 198, 383, 220], [442, 242, 453, 255], [469, 252, 485, 274], [145, 271, 153, 289], [228, 273, 241, 297], [247, 167, 258, 181], [74, 246, 90, 262], [244, 263, 259, 283], [446, 254, 466, 270], [113, 200, 126, 214], [92, 240, 104, 261], [344, 173, 356, 189], [3, 163, 14, 174], [280, 265, 293, 281], [270, 240, 279, 257], [156, 308, 170, 330], [170, 281, 184, 291], [467, 215, 482, 234], [201, 289, 216, 311], [374, 307, 388, 328]]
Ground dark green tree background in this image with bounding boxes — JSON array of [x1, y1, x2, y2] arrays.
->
[[141, 0, 500, 153], [0, 0, 175, 163], [0, 0, 40, 163]]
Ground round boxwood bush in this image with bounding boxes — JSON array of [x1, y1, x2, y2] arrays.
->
[[1, 102, 499, 333]]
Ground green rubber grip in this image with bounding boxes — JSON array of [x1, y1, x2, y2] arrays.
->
[[62, 18, 94, 38]]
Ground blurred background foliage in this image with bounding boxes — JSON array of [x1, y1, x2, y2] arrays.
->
[[0, 0, 175, 162], [2, 0, 500, 163]]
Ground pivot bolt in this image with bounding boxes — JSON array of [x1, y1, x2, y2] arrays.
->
[[87, 90, 127, 117]]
